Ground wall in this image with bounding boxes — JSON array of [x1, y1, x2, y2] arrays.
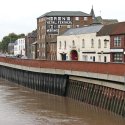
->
[[0, 58, 125, 117]]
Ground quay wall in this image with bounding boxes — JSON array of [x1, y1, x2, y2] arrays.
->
[[0, 57, 125, 117]]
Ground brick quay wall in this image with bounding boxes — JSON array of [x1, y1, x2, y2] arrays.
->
[[0, 57, 125, 76], [0, 57, 125, 117]]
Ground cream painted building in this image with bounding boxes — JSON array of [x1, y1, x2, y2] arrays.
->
[[57, 25, 110, 62], [14, 38, 25, 56]]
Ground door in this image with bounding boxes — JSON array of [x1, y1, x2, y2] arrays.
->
[[70, 50, 78, 60]]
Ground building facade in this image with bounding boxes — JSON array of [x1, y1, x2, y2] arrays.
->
[[25, 30, 37, 59], [8, 43, 15, 55], [37, 11, 93, 60], [110, 25, 125, 62], [97, 22, 125, 62], [57, 25, 110, 62], [14, 38, 25, 56]]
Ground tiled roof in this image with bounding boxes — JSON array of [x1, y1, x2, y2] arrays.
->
[[62, 24, 103, 36], [93, 16, 118, 25], [97, 22, 125, 36], [38, 11, 91, 18], [102, 19, 118, 25], [27, 30, 37, 38]]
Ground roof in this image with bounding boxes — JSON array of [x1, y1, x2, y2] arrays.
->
[[62, 24, 103, 36], [38, 11, 91, 18], [93, 16, 118, 25], [93, 16, 103, 24], [97, 22, 125, 36], [90, 6, 95, 18], [27, 30, 37, 38], [102, 19, 118, 25], [8, 43, 15, 46]]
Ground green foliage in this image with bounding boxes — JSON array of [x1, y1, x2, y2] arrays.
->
[[0, 33, 25, 53]]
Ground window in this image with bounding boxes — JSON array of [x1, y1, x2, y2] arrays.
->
[[75, 17, 79, 20], [54, 17, 57, 20], [39, 44, 41, 48], [82, 55, 88, 61], [38, 35, 40, 40], [43, 43, 45, 48], [39, 19, 41, 22], [49, 35, 52, 38], [91, 39, 94, 48], [104, 41, 107, 48], [98, 39, 101, 48], [53, 25, 58, 29], [59, 41, 61, 49], [42, 26, 45, 29], [82, 39, 85, 48], [50, 25, 53, 28], [114, 36, 121, 47], [113, 53, 123, 62], [58, 17, 61, 20], [58, 25, 61, 28], [50, 17, 53, 20], [98, 55, 101, 62], [64, 41, 66, 49], [67, 25, 71, 28], [42, 35, 45, 39], [72, 40, 75, 47], [67, 17, 70, 20], [84, 17, 88, 21], [38, 26, 41, 30]]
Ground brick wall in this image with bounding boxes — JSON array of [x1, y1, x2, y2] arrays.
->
[[1, 57, 125, 76]]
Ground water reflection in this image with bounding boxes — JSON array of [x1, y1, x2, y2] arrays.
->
[[0, 78, 125, 125]]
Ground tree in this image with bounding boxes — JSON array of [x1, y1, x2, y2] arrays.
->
[[0, 33, 25, 53], [0, 42, 3, 52]]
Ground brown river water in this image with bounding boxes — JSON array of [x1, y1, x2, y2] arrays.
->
[[0, 78, 125, 125]]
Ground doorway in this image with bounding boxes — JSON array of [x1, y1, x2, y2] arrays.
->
[[61, 53, 66, 60], [70, 50, 78, 60]]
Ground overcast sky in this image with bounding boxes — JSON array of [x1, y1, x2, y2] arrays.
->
[[0, 0, 125, 40]]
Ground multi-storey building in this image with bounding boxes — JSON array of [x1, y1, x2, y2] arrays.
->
[[97, 22, 125, 62], [37, 11, 93, 60], [14, 38, 25, 56], [57, 24, 110, 62], [25, 30, 37, 59]]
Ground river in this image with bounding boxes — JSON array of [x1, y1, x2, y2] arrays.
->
[[0, 78, 124, 125]]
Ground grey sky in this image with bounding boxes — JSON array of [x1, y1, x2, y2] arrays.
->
[[0, 0, 125, 40]]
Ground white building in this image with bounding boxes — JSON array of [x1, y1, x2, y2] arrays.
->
[[57, 25, 110, 62], [14, 38, 25, 56]]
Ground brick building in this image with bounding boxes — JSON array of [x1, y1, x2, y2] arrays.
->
[[97, 22, 125, 62], [25, 30, 37, 59], [37, 11, 93, 60]]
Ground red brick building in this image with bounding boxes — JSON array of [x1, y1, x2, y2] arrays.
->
[[97, 22, 125, 62], [37, 11, 93, 60]]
